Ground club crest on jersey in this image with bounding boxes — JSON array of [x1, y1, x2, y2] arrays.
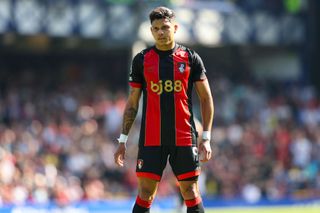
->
[[178, 62, 186, 73], [137, 159, 144, 170]]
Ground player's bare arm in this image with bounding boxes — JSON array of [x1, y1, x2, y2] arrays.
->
[[114, 87, 142, 167], [123, 105, 138, 135], [195, 79, 214, 162]]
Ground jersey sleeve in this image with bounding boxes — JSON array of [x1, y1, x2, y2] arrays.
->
[[190, 51, 207, 82], [129, 53, 144, 88]]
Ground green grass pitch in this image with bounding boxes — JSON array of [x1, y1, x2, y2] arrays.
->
[[163, 205, 320, 213], [204, 205, 320, 213]]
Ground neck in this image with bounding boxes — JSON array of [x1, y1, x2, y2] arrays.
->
[[155, 42, 175, 51]]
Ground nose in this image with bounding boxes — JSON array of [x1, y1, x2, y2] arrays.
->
[[158, 30, 164, 35]]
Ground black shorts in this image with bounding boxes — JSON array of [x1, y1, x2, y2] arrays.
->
[[136, 146, 200, 181]]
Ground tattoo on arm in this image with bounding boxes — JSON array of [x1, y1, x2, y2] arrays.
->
[[122, 107, 138, 135]]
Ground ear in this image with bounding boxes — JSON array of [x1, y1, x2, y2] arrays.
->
[[174, 24, 178, 33]]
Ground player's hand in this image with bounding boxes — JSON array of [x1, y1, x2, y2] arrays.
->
[[199, 140, 212, 162], [114, 143, 126, 167]]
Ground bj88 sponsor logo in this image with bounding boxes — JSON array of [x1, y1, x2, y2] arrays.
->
[[150, 80, 183, 95]]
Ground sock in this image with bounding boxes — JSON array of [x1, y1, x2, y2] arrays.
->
[[185, 197, 204, 213], [132, 196, 151, 213]]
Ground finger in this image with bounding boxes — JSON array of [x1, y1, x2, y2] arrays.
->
[[200, 151, 210, 162], [119, 155, 125, 167], [199, 152, 206, 162], [114, 153, 123, 166], [116, 157, 124, 167], [207, 151, 212, 160], [117, 160, 124, 167]]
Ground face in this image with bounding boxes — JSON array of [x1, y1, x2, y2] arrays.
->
[[150, 18, 177, 50]]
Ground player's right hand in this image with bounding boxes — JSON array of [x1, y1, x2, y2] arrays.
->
[[114, 143, 126, 167]]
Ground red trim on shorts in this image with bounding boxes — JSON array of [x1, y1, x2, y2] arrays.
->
[[136, 196, 152, 209], [185, 197, 202, 207], [129, 82, 142, 88], [177, 170, 200, 181], [136, 172, 161, 181]]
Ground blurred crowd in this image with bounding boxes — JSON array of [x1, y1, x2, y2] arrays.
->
[[0, 67, 320, 206], [205, 77, 320, 202]]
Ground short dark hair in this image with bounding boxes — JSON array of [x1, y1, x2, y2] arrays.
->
[[149, 6, 175, 24]]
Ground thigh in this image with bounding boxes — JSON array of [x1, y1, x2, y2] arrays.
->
[[169, 146, 200, 181], [136, 146, 169, 181]]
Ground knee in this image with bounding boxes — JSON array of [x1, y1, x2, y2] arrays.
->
[[180, 184, 200, 200], [139, 185, 156, 201]]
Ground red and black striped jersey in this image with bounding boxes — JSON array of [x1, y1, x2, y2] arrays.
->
[[129, 44, 207, 147]]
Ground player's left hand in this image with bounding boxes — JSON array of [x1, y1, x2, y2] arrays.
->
[[199, 140, 212, 162]]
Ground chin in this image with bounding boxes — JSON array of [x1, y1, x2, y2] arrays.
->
[[162, 41, 172, 46]]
